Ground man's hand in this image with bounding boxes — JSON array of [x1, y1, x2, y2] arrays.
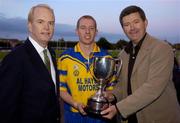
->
[[103, 91, 117, 105], [101, 105, 117, 119], [73, 102, 87, 115]]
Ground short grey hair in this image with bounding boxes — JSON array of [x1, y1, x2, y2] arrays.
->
[[28, 4, 54, 22]]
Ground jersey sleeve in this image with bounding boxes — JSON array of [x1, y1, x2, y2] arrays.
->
[[58, 55, 68, 92]]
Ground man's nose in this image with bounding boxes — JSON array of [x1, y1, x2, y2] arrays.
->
[[44, 23, 50, 30], [85, 28, 90, 34], [130, 23, 135, 30]]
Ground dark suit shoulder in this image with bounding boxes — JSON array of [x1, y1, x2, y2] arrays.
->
[[1, 44, 27, 65]]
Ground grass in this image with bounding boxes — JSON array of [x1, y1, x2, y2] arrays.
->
[[54, 49, 63, 57], [175, 50, 180, 65], [176, 50, 180, 58], [0, 51, 10, 61], [108, 50, 121, 58]]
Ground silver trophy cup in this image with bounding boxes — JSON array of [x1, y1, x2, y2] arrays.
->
[[85, 56, 122, 115]]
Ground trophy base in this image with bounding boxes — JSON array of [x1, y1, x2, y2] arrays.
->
[[84, 98, 109, 116], [84, 106, 102, 116]]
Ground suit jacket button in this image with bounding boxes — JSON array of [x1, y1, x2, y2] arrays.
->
[[57, 117, 59, 121]]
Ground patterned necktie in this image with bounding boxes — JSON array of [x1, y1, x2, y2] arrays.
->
[[43, 49, 51, 74]]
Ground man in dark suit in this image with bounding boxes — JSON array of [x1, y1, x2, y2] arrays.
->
[[0, 4, 60, 123]]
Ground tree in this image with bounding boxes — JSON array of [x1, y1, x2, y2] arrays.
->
[[96, 37, 113, 50], [116, 39, 128, 49]]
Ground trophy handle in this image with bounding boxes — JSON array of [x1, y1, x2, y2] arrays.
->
[[114, 58, 122, 78]]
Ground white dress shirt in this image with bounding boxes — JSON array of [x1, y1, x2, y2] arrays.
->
[[28, 36, 56, 88]]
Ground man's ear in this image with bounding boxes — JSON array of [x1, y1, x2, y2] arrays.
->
[[145, 19, 148, 28], [75, 29, 78, 35], [28, 22, 32, 33], [95, 29, 98, 36]]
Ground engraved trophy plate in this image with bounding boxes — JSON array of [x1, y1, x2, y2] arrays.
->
[[85, 56, 122, 115]]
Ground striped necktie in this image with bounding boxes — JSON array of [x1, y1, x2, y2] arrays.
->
[[43, 49, 51, 74]]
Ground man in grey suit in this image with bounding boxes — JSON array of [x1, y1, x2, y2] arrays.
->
[[0, 4, 60, 123], [101, 5, 180, 123]]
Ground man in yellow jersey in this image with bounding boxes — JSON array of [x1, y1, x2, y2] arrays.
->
[[58, 15, 116, 123]]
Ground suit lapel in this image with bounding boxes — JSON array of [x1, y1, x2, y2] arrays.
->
[[122, 52, 129, 80], [48, 47, 59, 91], [119, 51, 129, 95], [24, 39, 53, 83], [132, 34, 151, 75]]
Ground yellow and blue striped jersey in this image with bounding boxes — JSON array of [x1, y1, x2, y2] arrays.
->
[[58, 43, 116, 112]]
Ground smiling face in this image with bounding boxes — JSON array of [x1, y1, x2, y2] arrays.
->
[[122, 12, 147, 44], [76, 17, 97, 45], [28, 6, 55, 47]]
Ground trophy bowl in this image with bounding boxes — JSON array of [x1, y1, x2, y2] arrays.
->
[[93, 56, 115, 82], [85, 56, 122, 115]]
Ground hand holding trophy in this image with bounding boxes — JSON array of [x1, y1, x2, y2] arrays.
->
[[85, 55, 122, 115]]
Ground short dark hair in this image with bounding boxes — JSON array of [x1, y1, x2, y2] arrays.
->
[[119, 5, 146, 26], [76, 15, 97, 29]]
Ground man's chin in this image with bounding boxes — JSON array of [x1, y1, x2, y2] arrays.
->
[[84, 41, 94, 45]]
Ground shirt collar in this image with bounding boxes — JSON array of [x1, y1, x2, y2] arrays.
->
[[125, 33, 147, 54], [29, 36, 48, 54], [74, 42, 100, 53]]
